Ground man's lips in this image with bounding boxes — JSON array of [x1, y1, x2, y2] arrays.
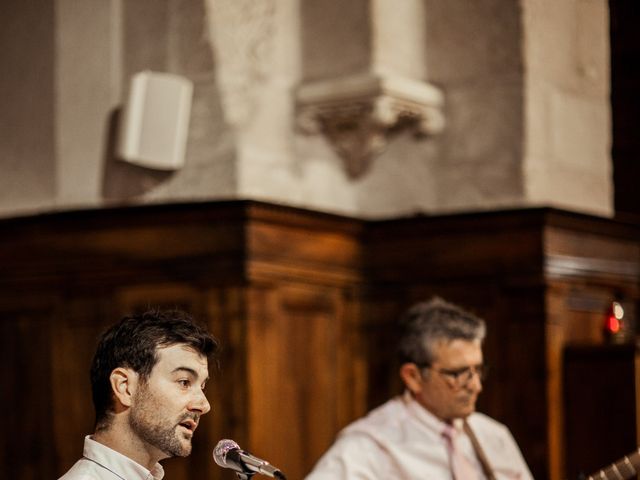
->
[[178, 419, 198, 433], [457, 394, 477, 405]]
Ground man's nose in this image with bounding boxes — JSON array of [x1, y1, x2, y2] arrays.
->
[[467, 370, 483, 393], [190, 389, 211, 415]]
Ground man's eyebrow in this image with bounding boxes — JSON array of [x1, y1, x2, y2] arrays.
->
[[171, 366, 209, 382]]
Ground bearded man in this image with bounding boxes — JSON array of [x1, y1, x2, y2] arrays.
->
[[59, 309, 218, 480]]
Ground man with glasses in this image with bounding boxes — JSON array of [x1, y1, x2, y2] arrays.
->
[[305, 297, 533, 479]]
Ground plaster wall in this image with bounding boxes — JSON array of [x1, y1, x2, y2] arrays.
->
[[100, 0, 237, 204], [522, 0, 612, 215], [423, 0, 526, 213], [0, 0, 614, 219], [0, 0, 56, 215]]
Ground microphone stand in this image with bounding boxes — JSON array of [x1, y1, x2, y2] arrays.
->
[[234, 473, 255, 480], [233, 469, 286, 479]]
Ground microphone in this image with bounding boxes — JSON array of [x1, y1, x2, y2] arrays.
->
[[213, 439, 287, 479]]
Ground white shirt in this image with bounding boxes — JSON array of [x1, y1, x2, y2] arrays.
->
[[59, 436, 165, 480], [305, 392, 533, 480]]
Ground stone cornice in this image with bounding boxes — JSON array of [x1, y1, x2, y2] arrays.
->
[[296, 73, 445, 178]]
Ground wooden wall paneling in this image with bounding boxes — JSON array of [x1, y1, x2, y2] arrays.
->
[[0, 305, 56, 479], [364, 212, 545, 286], [157, 285, 253, 480], [362, 209, 640, 480], [1, 202, 640, 480], [544, 281, 628, 480], [0, 203, 251, 480], [356, 289, 407, 409], [113, 283, 202, 316], [501, 283, 549, 479], [545, 284, 570, 480], [50, 296, 117, 475], [246, 205, 363, 287], [543, 217, 640, 480], [205, 285, 252, 472], [637, 353, 640, 450], [563, 345, 639, 479], [336, 285, 369, 433], [244, 283, 347, 479], [242, 204, 364, 479], [0, 201, 369, 480], [0, 203, 248, 296]]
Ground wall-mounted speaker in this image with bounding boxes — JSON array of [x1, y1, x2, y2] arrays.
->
[[117, 71, 193, 170]]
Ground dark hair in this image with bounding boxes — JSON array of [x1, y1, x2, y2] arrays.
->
[[90, 309, 218, 428], [397, 297, 485, 366]]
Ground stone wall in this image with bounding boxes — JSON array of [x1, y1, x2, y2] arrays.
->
[[0, 0, 613, 219], [523, 0, 612, 215]]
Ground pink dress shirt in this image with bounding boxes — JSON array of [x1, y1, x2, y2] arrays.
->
[[305, 392, 533, 480]]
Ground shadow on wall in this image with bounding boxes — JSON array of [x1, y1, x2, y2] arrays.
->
[[101, 108, 174, 200]]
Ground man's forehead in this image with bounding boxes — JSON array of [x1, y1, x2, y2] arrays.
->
[[431, 338, 483, 362], [155, 344, 209, 373]]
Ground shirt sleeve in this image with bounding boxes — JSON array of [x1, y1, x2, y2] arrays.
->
[[304, 432, 391, 480], [495, 426, 534, 480], [473, 419, 534, 480]]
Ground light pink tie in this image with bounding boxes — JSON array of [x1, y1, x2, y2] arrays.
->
[[442, 425, 478, 480]]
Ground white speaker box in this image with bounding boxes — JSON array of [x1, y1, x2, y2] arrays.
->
[[117, 71, 193, 170]]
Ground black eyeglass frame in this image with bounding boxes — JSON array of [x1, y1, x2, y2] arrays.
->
[[414, 362, 489, 388]]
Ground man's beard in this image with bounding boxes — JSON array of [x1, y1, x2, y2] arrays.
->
[[129, 389, 193, 458]]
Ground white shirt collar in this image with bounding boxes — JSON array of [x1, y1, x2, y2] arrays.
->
[[83, 435, 165, 480], [402, 390, 465, 434]]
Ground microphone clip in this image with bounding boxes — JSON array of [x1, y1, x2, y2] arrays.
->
[[234, 472, 254, 480], [233, 466, 286, 480]]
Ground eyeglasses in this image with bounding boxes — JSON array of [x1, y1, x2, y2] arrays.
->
[[416, 363, 488, 389]]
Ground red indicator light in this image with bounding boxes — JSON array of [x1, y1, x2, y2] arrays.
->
[[605, 314, 621, 334]]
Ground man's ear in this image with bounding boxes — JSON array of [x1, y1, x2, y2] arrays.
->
[[399, 363, 424, 395], [109, 367, 139, 408]]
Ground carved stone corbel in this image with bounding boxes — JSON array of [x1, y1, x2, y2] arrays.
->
[[296, 73, 445, 178]]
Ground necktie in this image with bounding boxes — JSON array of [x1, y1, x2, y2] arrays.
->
[[442, 424, 478, 480]]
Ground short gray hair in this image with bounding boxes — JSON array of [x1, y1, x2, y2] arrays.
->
[[397, 297, 486, 366]]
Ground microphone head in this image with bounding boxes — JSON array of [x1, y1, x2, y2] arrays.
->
[[213, 439, 240, 467]]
